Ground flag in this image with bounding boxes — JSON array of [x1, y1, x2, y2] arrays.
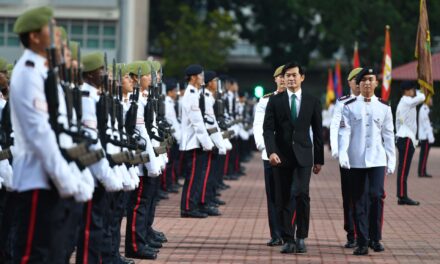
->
[[415, 0, 434, 101], [381, 25, 392, 101], [334, 60, 343, 98], [326, 68, 335, 107], [353, 41, 360, 68]]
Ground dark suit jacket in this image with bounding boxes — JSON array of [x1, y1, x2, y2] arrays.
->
[[263, 90, 324, 167]]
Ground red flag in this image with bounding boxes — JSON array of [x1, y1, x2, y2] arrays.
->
[[326, 68, 335, 107], [334, 60, 343, 98], [381, 25, 392, 101], [353, 41, 360, 68]]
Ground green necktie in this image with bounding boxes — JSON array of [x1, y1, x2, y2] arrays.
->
[[291, 94, 297, 122]]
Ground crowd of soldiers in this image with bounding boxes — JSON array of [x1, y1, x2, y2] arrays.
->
[[0, 6, 256, 263]]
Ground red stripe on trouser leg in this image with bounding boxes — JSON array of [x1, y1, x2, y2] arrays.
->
[[131, 179, 144, 253], [421, 141, 429, 176], [185, 150, 197, 210], [82, 200, 93, 264], [201, 152, 213, 204], [20, 190, 39, 264], [223, 151, 230, 175], [291, 210, 297, 226], [400, 138, 410, 197]]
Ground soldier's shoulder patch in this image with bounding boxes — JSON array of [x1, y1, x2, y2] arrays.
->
[[205, 93, 209, 97], [262, 92, 274, 98], [344, 97, 356, 105], [338, 94, 351, 101], [81, 91, 90, 97], [25, 60, 35, 68], [378, 97, 389, 105], [190, 89, 195, 94]]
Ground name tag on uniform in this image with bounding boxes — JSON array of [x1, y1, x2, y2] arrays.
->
[[33, 99, 48, 112]]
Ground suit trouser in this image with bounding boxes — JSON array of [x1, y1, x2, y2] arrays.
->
[[162, 143, 180, 190], [76, 183, 110, 264], [180, 148, 208, 212], [0, 189, 14, 262], [418, 140, 431, 176], [145, 176, 159, 231], [349, 167, 386, 246], [396, 137, 415, 198], [125, 176, 148, 254], [13, 189, 75, 264], [263, 160, 282, 240], [205, 152, 224, 204], [340, 167, 356, 241], [274, 163, 312, 242], [225, 139, 238, 176], [200, 151, 214, 206]]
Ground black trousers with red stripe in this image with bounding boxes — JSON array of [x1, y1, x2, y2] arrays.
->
[[145, 176, 160, 230], [125, 176, 149, 254], [418, 139, 432, 177], [349, 167, 386, 246], [180, 148, 209, 212], [340, 167, 356, 241], [273, 158, 312, 242], [162, 143, 180, 191], [200, 151, 215, 206], [13, 189, 76, 264], [0, 189, 15, 262], [396, 137, 415, 199], [76, 183, 111, 264]]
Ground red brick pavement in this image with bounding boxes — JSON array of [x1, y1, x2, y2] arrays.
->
[[100, 148, 440, 263]]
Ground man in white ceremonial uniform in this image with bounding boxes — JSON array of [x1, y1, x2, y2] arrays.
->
[[339, 68, 395, 255], [329, 67, 362, 248], [253, 65, 285, 247], [418, 98, 435, 178]]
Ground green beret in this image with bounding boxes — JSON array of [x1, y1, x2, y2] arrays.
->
[[58, 26, 67, 42], [129, 61, 152, 76], [13, 6, 53, 34], [82, 52, 104, 72], [0, 58, 8, 72], [151, 60, 161, 72], [347, 67, 363, 81], [69, 41, 79, 61], [7, 64, 14, 79], [273, 65, 285, 77]]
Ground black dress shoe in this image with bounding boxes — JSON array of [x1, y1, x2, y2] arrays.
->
[[353, 246, 369, 255], [157, 190, 169, 200], [125, 249, 157, 260], [181, 210, 208, 218], [166, 186, 179, 193], [266, 238, 283, 246], [344, 239, 356, 248], [150, 229, 168, 243], [119, 255, 135, 264], [369, 241, 385, 252], [398, 197, 420, 206], [214, 197, 226, 205], [280, 242, 296, 253], [146, 237, 163, 248], [295, 238, 307, 253], [200, 206, 221, 216]]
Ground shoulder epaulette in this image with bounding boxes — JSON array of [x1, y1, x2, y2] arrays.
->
[[262, 92, 274, 98], [190, 89, 195, 94], [344, 97, 356, 105], [25, 60, 34, 68], [81, 91, 90, 97], [205, 93, 209, 97], [338, 94, 351, 101], [378, 98, 389, 105]]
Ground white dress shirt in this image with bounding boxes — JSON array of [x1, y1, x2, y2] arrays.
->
[[329, 94, 355, 158], [395, 90, 425, 147], [418, 103, 435, 143], [286, 88, 302, 117]]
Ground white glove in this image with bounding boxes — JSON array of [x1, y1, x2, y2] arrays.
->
[[129, 166, 140, 188], [120, 165, 136, 191], [73, 166, 94, 202], [0, 160, 13, 190], [339, 153, 350, 169], [219, 147, 227, 155], [224, 138, 232, 151], [386, 167, 394, 176], [51, 162, 80, 198], [429, 135, 435, 144], [100, 166, 123, 192], [331, 151, 339, 160]]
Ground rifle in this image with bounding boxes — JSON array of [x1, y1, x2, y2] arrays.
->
[[145, 64, 165, 142]]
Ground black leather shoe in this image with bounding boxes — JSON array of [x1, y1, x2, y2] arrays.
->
[[150, 229, 168, 243], [119, 255, 135, 264], [398, 197, 420, 206], [166, 185, 179, 193], [181, 210, 208, 218], [146, 237, 163, 248], [280, 242, 296, 253], [369, 241, 385, 252], [125, 249, 157, 260], [344, 239, 356, 248], [266, 238, 283, 246], [295, 238, 307, 253], [200, 206, 221, 216], [157, 190, 169, 200], [353, 246, 369, 255], [214, 197, 226, 205]]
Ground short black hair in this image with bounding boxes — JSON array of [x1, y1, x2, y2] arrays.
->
[[282, 61, 304, 76], [18, 28, 42, 48]]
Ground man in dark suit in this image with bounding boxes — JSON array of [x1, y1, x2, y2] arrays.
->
[[263, 62, 324, 254]]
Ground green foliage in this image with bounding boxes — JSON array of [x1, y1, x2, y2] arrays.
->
[[155, 4, 235, 78]]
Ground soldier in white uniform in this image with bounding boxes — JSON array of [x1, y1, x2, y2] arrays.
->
[[180, 64, 214, 218], [418, 98, 435, 178], [9, 6, 91, 263], [329, 67, 362, 248], [253, 65, 285, 247], [395, 81, 425, 206], [339, 68, 395, 255]]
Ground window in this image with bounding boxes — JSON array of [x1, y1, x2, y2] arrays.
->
[[0, 18, 21, 47]]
